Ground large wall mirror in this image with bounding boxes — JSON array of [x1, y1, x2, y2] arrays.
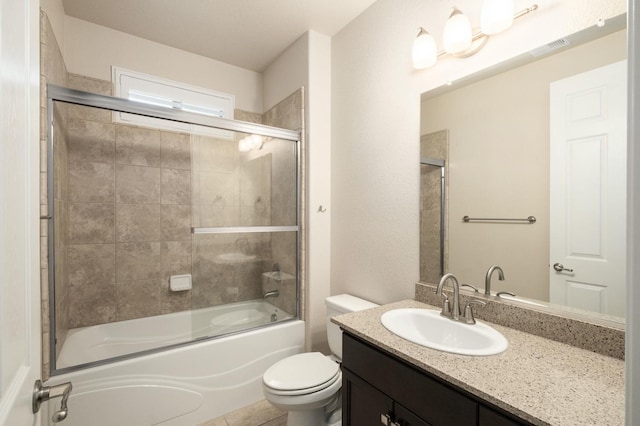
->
[[419, 14, 627, 323]]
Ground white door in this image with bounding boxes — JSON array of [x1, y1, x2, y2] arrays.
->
[[0, 0, 42, 424], [549, 60, 627, 317]]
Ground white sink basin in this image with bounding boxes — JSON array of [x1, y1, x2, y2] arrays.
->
[[380, 308, 508, 356]]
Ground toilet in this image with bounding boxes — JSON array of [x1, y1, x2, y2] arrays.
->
[[262, 294, 378, 426]]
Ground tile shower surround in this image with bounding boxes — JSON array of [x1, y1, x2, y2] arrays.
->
[[64, 116, 196, 328], [55, 107, 299, 324], [420, 130, 448, 283], [40, 10, 305, 377]]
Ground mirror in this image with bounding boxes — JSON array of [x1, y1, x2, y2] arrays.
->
[[419, 14, 627, 323]]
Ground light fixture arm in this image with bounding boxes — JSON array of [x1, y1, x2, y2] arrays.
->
[[436, 4, 538, 59]]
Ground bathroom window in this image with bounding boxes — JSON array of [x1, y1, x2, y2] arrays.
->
[[112, 66, 235, 136]]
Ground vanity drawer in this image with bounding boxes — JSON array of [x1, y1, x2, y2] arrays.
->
[[479, 405, 529, 426], [342, 333, 477, 426]]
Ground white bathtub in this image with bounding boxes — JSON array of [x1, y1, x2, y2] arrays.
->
[[57, 299, 293, 368], [46, 301, 304, 426]]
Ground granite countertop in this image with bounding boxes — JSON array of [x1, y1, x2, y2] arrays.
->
[[332, 299, 625, 426]]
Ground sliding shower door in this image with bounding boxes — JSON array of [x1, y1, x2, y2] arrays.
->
[[190, 133, 299, 339], [46, 85, 300, 374]]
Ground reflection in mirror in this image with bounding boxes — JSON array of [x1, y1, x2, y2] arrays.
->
[[419, 14, 627, 323]]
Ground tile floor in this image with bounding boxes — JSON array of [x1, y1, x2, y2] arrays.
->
[[198, 399, 287, 426]]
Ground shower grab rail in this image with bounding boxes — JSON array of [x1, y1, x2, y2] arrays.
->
[[462, 215, 537, 224], [192, 225, 299, 234]]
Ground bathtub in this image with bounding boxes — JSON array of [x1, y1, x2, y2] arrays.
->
[[46, 300, 304, 426]]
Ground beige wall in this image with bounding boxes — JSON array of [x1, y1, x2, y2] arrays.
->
[[263, 31, 332, 353], [420, 30, 626, 300], [62, 16, 263, 113], [331, 0, 626, 304]]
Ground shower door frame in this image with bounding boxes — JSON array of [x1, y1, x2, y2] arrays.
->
[[46, 84, 302, 375]]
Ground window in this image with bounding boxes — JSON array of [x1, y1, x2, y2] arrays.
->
[[112, 67, 235, 136]]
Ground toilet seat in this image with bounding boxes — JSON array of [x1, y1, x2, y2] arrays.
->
[[263, 352, 340, 396]]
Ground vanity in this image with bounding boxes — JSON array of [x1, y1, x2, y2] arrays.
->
[[333, 299, 625, 426]]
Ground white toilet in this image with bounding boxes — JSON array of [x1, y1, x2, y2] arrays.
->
[[262, 294, 378, 426]]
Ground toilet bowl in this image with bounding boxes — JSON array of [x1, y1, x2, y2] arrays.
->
[[263, 352, 342, 425], [262, 294, 378, 426]]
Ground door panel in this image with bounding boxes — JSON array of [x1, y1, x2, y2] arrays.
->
[[0, 0, 41, 424], [342, 369, 394, 426], [549, 60, 627, 317]]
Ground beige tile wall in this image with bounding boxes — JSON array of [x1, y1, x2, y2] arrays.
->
[[262, 90, 303, 317], [419, 130, 449, 283], [65, 104, 194, 327], [40, 10, 69, 379]]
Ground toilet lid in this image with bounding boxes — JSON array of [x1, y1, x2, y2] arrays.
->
[[263, 352, 340, 393]]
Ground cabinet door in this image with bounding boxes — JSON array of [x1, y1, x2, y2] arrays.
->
[[395, 403, 432, 426], [479, 405, 528, 426], [343, 368, 394, 426], [343, 333, 477, 426]]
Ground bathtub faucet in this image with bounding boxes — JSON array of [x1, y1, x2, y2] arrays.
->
[[264, 290, 280, 299]]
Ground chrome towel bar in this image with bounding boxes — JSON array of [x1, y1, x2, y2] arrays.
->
[[462, 215, 536, 224]]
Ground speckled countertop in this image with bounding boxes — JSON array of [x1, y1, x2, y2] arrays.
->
[[332, 300, 625, 426]]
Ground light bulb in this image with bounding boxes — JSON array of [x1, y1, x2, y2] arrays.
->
[[238, 137, 251, 152], [249, 134, 264, 150], [481, 0, 514, 35], [412, 28, 438, 69], [443, 7, 472, 54]]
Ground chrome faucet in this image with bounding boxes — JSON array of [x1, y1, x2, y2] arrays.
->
[[485, 265, 505, 296], [435, 273, 462, 321], [263, 290, 279, 299]]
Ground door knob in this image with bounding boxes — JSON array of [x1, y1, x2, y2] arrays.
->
[[553, 263, 574, 273], [33, 380, 72, 423]]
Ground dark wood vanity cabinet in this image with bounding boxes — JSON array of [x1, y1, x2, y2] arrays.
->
[[341, 333, 532, 426]]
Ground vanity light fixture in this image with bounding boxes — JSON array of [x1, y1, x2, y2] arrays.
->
[[412, 1, 538, 69]]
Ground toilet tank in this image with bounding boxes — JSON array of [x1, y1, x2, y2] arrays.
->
[[326, 294, 378, 360]]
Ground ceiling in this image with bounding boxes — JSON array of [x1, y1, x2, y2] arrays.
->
[[61, 0, 378, 72]]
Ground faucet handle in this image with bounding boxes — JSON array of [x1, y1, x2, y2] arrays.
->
[[461, 284, 479, 292], [463, 300, 486, 324], [440, 294, 452, 318]]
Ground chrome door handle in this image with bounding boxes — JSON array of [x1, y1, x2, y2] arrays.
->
[[33, 380, 72, 423], [553, 263, 574, 273]]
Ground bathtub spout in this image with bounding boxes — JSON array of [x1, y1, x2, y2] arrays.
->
[[264, 290, 279, 299]]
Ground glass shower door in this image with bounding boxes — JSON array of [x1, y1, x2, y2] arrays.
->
[[190, 131, 299, 340], [46, 85, 300, 374]]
